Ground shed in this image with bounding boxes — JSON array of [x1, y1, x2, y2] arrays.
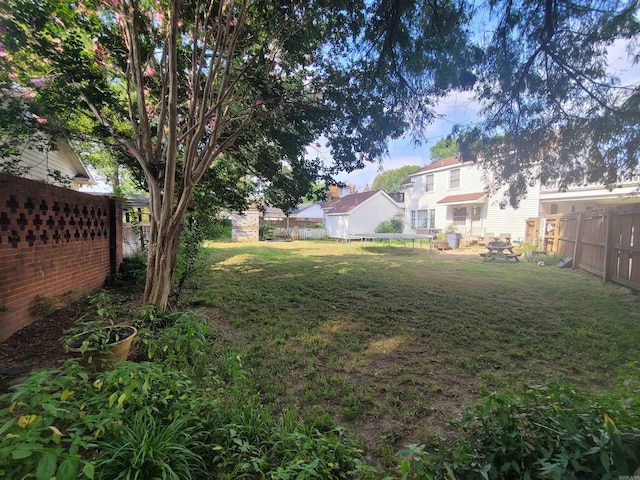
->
[[323, 190, 403, 238]]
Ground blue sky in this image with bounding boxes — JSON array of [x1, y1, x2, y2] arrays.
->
[[331, 89, 482, 190]]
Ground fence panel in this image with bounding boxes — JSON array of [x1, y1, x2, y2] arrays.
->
[[576, 213, 606, 276], [270, 227, 327, 240], [525, 218, 540, 245], [537, 206, 640, 291], [122, 222, 151, 255], [608, 210, 640, 288], [557, 215, 578, 257]]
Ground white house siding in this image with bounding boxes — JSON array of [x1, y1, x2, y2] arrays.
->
[[539, 184, 640, 215], [291, 204, 325, 220], [348, 198, 403, 234], [324, 195, 403, 238], [403, 160, 541, 241], [325, 213, 350, 238], [403, 162, 487, 233], [482, 187, 541, 242], [4, 139, 90, 190]]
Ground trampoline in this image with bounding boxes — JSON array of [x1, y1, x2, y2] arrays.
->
[[343, 233, 435, 253]]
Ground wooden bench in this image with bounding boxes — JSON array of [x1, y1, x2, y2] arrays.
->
[[434, 241, 450, 250], [505, 253, 522, 261]]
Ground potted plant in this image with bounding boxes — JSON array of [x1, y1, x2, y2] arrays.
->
[[64, 291, 137, 370], [66, 325, 137, 370], [445, 223, 461, 249]]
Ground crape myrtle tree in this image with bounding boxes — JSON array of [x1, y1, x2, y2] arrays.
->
[[0, 0, 475, 308], [458, 0, 640, 207]]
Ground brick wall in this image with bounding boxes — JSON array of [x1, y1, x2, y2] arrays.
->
[[0, 173, 123, 340]]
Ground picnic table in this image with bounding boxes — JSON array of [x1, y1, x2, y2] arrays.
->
[[479, 241, 522, 262]]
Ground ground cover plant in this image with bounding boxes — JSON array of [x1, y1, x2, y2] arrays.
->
[[1, 240, 640, 478]]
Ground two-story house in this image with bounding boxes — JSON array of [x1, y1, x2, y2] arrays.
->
[[402, 156, 640, 242]]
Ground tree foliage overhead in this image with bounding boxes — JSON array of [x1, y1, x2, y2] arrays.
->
[[0, 0, 474, 308], [371, 165, 422, 192], [459, 0, 640, 206]]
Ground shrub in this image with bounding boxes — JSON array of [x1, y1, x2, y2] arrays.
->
[[397, 381, 640, 479], [136, 311, 215, 377], [109, 252, 147, 286], [205, 218, 232, 239], [0, 363, 108, 480], [0, 360, 205, 479], [376, 215, 404, 233]]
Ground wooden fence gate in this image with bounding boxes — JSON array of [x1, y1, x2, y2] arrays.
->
[[531, 207, 640, 290]]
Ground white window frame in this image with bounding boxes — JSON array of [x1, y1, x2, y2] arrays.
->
[[411, 209, 435, 229], [425, 174, 434, 192], [449, 168, 460, 189]]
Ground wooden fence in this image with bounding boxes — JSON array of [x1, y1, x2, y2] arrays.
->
[[527, 206, 640, 290]]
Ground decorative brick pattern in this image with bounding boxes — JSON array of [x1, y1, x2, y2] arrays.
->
[[0, 173, 123, 340]]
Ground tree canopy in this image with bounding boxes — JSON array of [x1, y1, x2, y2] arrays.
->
[[459, 0, 640, 207], [0, 0, 474, 308], [371, 165, 422, 193], [429, 137, 459, 160]]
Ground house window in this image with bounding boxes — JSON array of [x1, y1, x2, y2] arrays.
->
[[425, 174, 434, 192], [471, 206, 482, 221], [410, 209, 435, 229], [550, 203, 558, 214], [449, 169, 460, 189], [453, 207, 467, 225]]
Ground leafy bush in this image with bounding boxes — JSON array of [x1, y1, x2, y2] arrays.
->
[[397, 381, 640, 479], [376, 215, 404, 233], [205, 218, 232, 239], [0, 360, 205, 479], [94, 412, 206, 480], [136, 311, 214, 376], [199, 389, 377, 479], [0, 363, 107, 480], [112, 252, 148, 286]]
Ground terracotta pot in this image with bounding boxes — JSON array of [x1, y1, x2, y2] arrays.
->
[[66, 326, 137, 370]]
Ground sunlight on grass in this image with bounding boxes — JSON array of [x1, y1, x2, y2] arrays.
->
[[185, 239, 640, 454], [365, 336, 408, 356]]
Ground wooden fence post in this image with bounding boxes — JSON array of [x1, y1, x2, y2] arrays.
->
[[571, 213, 582, 269], [602, 210, 613, 282]]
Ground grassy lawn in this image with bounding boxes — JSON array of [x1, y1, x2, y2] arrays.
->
[[184, 239, 640, 464]]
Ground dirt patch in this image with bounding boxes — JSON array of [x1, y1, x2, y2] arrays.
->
[[0, 289, 143, 395], [0, 303, 77, 394]]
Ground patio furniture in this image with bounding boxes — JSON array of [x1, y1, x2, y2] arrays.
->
[[479, 241, 522, 262], [478, 233, 496, 246]]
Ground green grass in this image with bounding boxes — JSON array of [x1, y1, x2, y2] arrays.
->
[[184, 239, 640, 461]]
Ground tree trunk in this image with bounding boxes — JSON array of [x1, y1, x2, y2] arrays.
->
[[143, 213, 185, 309]]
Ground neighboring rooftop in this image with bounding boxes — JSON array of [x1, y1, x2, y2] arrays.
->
[[323, 190, 382, 214], [412, 156, 462, 175]]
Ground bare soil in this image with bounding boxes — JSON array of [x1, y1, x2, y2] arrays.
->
[[0, 289, 142, 395]]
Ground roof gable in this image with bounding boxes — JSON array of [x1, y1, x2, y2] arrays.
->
[[413, 156, 462, 175], [323, 190, 394, 214]]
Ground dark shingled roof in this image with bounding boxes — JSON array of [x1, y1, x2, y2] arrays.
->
[[323, 190, 382, 214]]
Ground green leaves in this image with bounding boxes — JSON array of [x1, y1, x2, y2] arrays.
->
[[464, 0, 640, 207], [411, 383, 640, 479]]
